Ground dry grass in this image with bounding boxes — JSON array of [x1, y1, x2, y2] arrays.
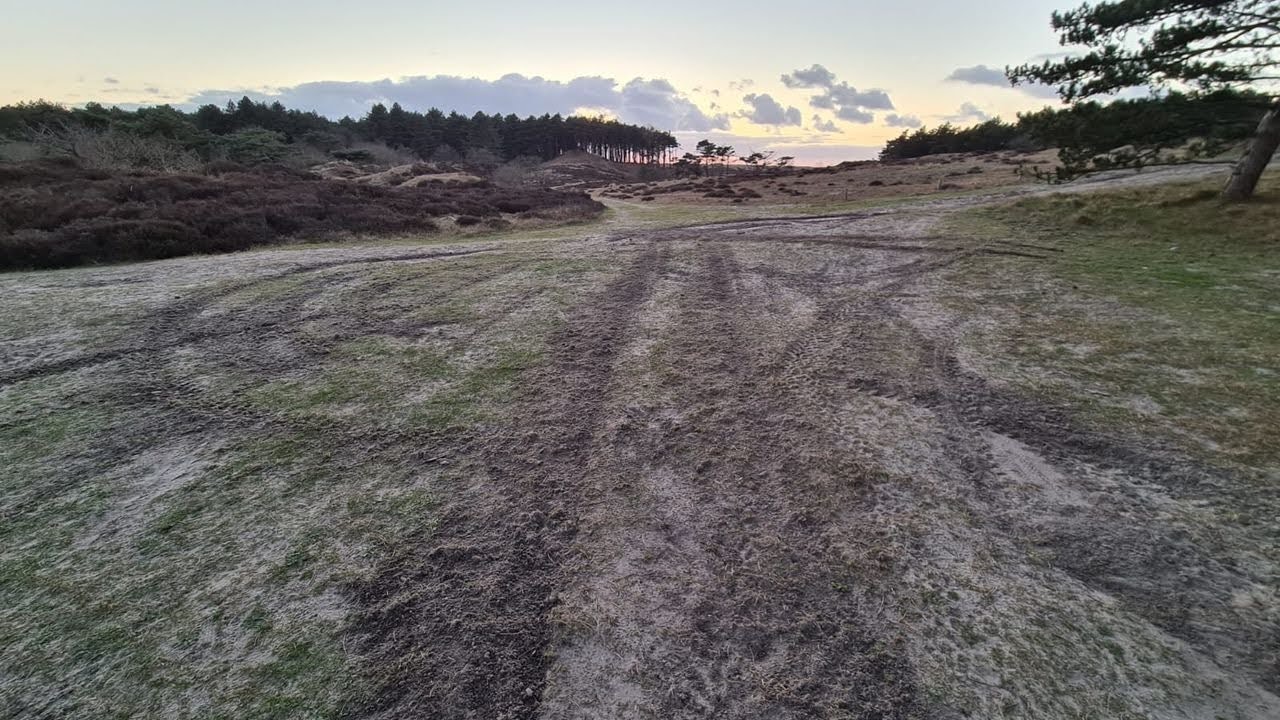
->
[[597, 150, 1058, 207], [942, 174, 1280, 472], [0, 243, 620, 718]]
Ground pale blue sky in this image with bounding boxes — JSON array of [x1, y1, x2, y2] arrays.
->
[[2, 0, 1075, 161]]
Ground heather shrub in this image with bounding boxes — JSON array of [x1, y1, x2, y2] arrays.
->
[[0, 160, 603, 270]]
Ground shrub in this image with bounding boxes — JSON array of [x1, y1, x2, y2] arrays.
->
[[218, 128, 289, 165], [494, 200, 532, 213], [0, 160, 604, 270], [331, 149, 374, 162]]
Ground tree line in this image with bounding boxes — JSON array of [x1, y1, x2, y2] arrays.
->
[[1008, 0, 1277, 199], [881, 89, 1269, 179], [0, 96, 679, 166], [883, 0, 1277, 198]]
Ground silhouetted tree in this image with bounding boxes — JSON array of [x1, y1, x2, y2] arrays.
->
[[1008, 0, 1279, 199]]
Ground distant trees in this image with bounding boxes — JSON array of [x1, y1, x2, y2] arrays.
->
[[879, 89, 1264, 167], [695, 139, 735, 175], [0, 96, 681, 169], [1007, 0, 1279, 199], [1018, 89, 1268, 181], [880, 119, 1030, 160], [738, 150, 774, 172]]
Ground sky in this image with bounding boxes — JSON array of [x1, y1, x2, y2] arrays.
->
[[2, 0, 1080, 163]]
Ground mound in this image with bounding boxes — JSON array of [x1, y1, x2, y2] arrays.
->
[[529, 150, 634, 189]]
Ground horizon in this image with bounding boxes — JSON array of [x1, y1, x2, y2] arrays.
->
[[5, 0, 1080, 165]]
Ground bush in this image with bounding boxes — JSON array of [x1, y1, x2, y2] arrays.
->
[[0, 160, 605, 270], [494, 200, 532, 213], [491, 156, 542, 188], [218, 128, 289, 165], [331, 149, 374, 162]]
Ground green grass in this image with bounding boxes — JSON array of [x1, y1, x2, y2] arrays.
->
[[944, 176, 1280, 471]]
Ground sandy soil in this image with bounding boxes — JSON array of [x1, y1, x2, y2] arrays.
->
[[2, 166, 1274, 719]]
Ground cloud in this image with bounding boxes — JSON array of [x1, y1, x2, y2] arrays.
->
[[811, 115, 839, 133], [781, 64, 838, 89], [945, 102, 991, 122], [782, 64, 893, 128], [823, 84, 893, 111], [885, 113, 923, 128], [144, 87, 161, 95], [103, 77, 119, 85], [182, 73, 728, 132], [728, 79, 755, 91], [946, 63, 1059, 99], [620, 78, 730, 131], [834, 106, 874, 124], [739, 93, 802, 126], [946, 64, 1009, 87]]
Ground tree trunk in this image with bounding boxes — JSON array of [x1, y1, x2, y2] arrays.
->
[[1223, 103, 1280, 201]]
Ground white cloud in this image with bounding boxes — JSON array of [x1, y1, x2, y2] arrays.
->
[[945, 102, 991, 122], [780, 64, 838, 89], [740, 93, 802, 126], [781, 64, 893, 128], [811, 115, 839, 133], [834, 106, 874, 124], [946, 65, 1008, 87], [885, 113, 923, 128], [620, 78, 730, 131], [946, 63, 1059, 99]]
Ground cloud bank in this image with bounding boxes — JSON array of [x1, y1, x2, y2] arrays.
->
[[184, 73, 730, 132]]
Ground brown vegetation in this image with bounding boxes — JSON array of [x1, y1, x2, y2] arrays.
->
[[0, 160, 603, 270], [597, 150, 1060, 206]]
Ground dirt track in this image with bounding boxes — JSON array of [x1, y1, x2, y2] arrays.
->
[[3, 171, 1276, 719], [349, 191, 1276, 718]]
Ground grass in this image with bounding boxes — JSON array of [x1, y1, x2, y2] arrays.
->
[[597, 183, 1003, 231], [943, 175, 1280, 472], [0, 238, 621, 718]]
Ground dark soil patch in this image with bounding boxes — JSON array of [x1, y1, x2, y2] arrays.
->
[[344, 245, 669, 720]]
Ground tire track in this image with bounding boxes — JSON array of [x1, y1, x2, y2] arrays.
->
[[0, 247, 496, 387], [345, 242, 670, 720]]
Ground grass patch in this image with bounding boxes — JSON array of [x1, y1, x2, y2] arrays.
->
[[944, 177, 1279, 469], [0, 237, 611, 716]]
